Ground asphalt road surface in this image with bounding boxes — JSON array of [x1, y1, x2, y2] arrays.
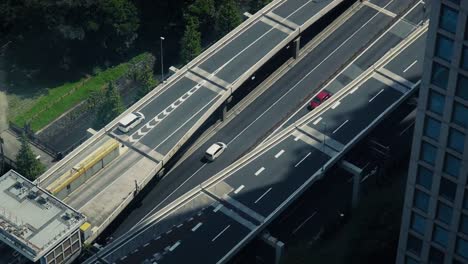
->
[[111, 0, 423, 239]]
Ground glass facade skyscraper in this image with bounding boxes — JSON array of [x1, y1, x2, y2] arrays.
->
[[397, 1, 468, 263]]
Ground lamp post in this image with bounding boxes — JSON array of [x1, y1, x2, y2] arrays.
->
[[160, 36, 165, 82]]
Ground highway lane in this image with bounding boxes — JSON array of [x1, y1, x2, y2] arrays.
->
[[110, 0, 422, 238], [279, 0, 426, 129], [37, 0, 358, 244], [95, 27, 427, 264]]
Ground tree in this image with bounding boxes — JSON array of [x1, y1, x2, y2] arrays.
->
[[180, 16, 202, 64], [249, 0, 271, 13], [15, 134, 45, 181], [186, 0, 216, 37], [94, 82, 124, 129], [3, 0, 140, 72], [215, 0, 242, 38]]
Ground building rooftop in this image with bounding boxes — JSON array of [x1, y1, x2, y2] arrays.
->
[[0, 170, 85, 261]]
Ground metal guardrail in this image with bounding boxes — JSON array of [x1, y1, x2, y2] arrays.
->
[[90, 16, 429, 263]]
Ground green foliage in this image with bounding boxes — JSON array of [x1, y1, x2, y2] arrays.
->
[[130, 53, 158, 100], [15, 134, 45, 181], [249, 0, 271, 13], [94, 82, 124, 129], [3, 0, 140, 70], [186, 0, 216, 36], [215, 0, 242, 38], [12, 53, 153, 131], [180, 17, 202, 64]]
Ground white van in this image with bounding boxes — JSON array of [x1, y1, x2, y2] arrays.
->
[[118, 112, 145, 133], [205, 142, 227, 161]]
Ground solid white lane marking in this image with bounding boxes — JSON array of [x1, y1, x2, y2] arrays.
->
[[295, 152, 311, 168], [331, 101, 341, 109], [333, 120, 349, 134], [292, 211, 317, 234], [234, 185, 245, 194], [266, 0, 398, 139], [275, 150, 285, 158], [110, 0, 410, 254], [255, 167, 265, 176], [369, 89, 385, 102], [212, 225, 231, 242], [192, 222, 203, 232], [313, 117, 322, 125], [169, 241, 181, 251], [213, 204, 223, 212], [254, 187, 273, 204], [403, 60, 418, 73]]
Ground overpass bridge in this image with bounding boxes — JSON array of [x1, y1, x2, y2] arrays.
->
[[34, 0, 349, 243], [86, 18, 428, 264]]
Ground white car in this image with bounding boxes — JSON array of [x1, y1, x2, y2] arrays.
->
[[205, 142, 227, 161], [118, 112, 145, 133]]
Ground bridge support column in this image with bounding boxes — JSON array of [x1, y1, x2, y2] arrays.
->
[[220, 96, 232, 122], [340, 160, 363, 209], [261, 231, 284, 264], [292, 37, 301, 59]]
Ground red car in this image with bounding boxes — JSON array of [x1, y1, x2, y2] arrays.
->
[[309, 90, 332, 110]]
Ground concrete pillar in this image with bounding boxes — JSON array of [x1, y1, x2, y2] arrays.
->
[[340, 160, 363, 209], [261, 232, 285, 264], [220, 96, 232, 122], [292, 37, 301, 59]]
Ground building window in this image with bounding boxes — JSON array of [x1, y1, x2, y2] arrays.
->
[[411, 212, 427, 235], [421, 141, 438, 165], [452, 102, 468, 128], [457, 74, 468, 101], [456, 237, 468, 259], [408, 234, 423, 256], [460, 214, 468, 235], [443, 153, 461, 178], [414, 189, 430, 213], [463, 46, 468, 70], [432, 63, 450, 89], [448, 128, 465, 154], [406, 256, 419, 264], [435, 34, 453, 62], [424, 117, 442, 141], [440, 5, 458, 34], [428, 90, 445, 116], [439, 177, 457, 202], [416, 166, 433, 190], [433, 225, 449, 247], [436, 201, 453, 225], [429, 246, 445, 263]]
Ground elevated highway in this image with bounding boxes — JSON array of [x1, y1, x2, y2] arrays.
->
[[111, 0, 427, 237], [34, 0, 349, 242], [87, 18, 428, 264]]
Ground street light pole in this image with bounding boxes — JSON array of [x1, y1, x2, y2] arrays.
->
[[160, 36, 165, 82]]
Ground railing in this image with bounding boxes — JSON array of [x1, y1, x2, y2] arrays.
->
[[237, 0, 421, 159], [8, 122, 59, 159]]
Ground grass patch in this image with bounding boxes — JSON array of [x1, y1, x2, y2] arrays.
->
[[12, 53, 151, 131]]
